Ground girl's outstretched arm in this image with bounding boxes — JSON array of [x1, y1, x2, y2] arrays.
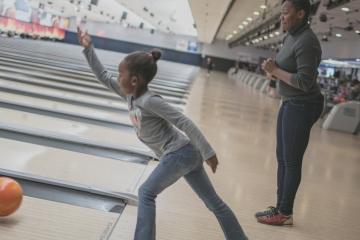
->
[[146, 95, 218, 173], [78, 27, 126, 99]]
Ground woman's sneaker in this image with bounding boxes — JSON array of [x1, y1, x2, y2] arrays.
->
[[255, 206, 278, 218], [257, 212, 293, 226]]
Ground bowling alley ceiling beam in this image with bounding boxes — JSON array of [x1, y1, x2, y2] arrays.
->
[[188, 0, 234, 43]]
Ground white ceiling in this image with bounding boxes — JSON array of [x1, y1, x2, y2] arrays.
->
[[116, 0, 197, 36], [12, 0, 360, 45], [188, 0, 232, 43], [218, 0, 360, 48], [216, 0, 279, 40], [27, 0, 198, 37], [311, 0, 360, 41], [27, 0, 155, 29]]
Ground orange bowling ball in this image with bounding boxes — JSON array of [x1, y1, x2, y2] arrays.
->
[[0, 177, 23, 217]]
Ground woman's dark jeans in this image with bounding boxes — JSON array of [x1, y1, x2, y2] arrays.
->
[[276, 95, 324, 215]]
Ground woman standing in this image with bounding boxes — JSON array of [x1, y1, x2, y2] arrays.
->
[[256, 0, 324, 225], [206, 57, 215, 77]]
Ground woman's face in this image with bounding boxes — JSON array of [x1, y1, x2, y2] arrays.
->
[[280, 1, 305, 32]]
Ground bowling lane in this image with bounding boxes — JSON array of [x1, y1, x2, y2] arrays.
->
[[0, 55, 95, 80], [0, 49, 197, 82], [0, 79, 128, 111], [0, 92, 131, 125], [0, 107, 148, 153], [0, 64, 110, 92], [0, 56, 191, 91], [0, 70, 187, 106], [0, 138, 155, 195], [0, 70, 121, 100], [0, 196, 119, 240], [0, 64, 189, 97]]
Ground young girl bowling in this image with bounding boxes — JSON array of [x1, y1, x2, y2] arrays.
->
[[77, 27, 248, 240]]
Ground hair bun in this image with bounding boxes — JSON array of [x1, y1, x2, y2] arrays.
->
[[150, 49, 162, 62]]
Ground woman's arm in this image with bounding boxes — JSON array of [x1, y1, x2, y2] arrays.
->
[[262, 39, 321, 92], [262, 58, 295, 87], [78, 27, 126, 99]]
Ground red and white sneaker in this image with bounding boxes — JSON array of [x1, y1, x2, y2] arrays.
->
[[257, 212, 293, 226]]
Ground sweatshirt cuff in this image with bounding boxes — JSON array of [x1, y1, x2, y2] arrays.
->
[[202, 149, 216, 161], [290, 73, 301, 89]]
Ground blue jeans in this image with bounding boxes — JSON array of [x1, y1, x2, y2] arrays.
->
[[134, 143, 248, 240], [276, 95, 324, 215]]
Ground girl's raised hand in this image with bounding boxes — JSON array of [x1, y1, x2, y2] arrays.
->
[[77, 26, 92, 48]]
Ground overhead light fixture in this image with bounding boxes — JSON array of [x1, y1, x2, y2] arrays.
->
[[238, 25, 244, 29], [269, 33, 274, 38], [356, 30, 360, 34], [275, 31, 280, 35], [259, 37, 263, 41], [226, 34, 234, 40], [264, 35, 268, 40], [254, 11, 260, 15], [356, 59, 360, 62], [246, 42, 250, 45], [341, 7, 350, 12], [336, 33, 342, 37], [247, 17, 253, 21], [233, 30, 238, 34], [260, 5, 267, 9], [243, 21, 248, 25]]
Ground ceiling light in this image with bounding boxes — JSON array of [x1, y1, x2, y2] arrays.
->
[[269, 33, 274, 37], [226, 34, 233, 40], [275, 31, 280, 35], [233, 30, 237, 34], [356, 59, 360, 62], [341, 7, 350, 12], [260, 5, 267, 9], [336, 33, 342, 37], [264, 35, 268, 40], [243, 21, 248, 25], [238, 25, 244, 29], [355, 30, 360, 34], [247, 17, 253, 21], [254, 11, 260, 15], [246, 42, 250, 45]]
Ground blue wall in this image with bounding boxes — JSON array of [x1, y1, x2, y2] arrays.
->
[[64, 31, 203, 66], [64, 31, 240, 72]]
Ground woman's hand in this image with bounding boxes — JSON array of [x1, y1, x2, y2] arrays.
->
[[262, 58, 278, 74], [206, 155, 219, 173], [77, 26, 92, 48]]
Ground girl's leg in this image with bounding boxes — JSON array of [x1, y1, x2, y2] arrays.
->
[[134, 144, 198, 240], [184, 156, 248, 240]]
